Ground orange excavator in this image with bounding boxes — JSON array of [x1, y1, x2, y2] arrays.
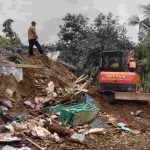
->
[[98, 50, 150, 104]]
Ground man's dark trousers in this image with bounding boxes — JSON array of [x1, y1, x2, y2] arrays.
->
[[28, 39, 43, 57]]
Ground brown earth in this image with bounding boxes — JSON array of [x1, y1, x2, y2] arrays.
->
[[0, 56, 150, 150], [40, 94, 150, 150]]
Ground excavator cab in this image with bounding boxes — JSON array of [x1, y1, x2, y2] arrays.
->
[[98, 50, 140, 104], [100, 51, 125, 72]]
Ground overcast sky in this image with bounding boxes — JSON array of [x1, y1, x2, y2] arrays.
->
[[0, 0, 149, 44]]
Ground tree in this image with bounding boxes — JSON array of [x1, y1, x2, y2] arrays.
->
[[129, 4, 150, 92], [135, 36, 150, 92], [3, 19, 15, 39], [57, 13, 134, 74], [128, 4, 150, 41], [94, 12, 134, 50], [2, 19, 21, 45], [58, 13, 89, 44], [140, 4, 150, 18], [58, 13, 92, 71]]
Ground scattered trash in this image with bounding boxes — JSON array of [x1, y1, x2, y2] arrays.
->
[[24, 98, 43, 110], [5, 123, 14, 132], [0, 50, 146, 149], [1, 100, 13, 109], [0, 135, 21, 143], [62, 88, 71, 96], [117, 122, 140, 134], [24, 101, 34, 109], [14, 113, 28, 122], [46, 81, 55, 94], [2, 145, 32, 150], [58, 103, 99, 126], [31, 126, 51, 138], [0, 66, 23, 81], [90, 119, 107, 129], [84, 128, 105, 135], [71, 133, 85, 142], [85, 94, 95, 106], [52, 132, 61, 142], [46, 51, 60, 61], [131, 110, 143, 117], [5, 89, 14, 98], [34, 98, 43, 110], [13, 122, 28, 132], [0, 105, 8, 112], [117, 122, 131, 132]]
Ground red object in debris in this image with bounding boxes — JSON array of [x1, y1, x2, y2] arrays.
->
[[64, 129, 76, 136], [108, 115, 132, 127]]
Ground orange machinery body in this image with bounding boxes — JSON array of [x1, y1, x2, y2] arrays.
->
[[97, 50, 150, 102], [98, 71, 140, 93], [99, 71, 139, 85]]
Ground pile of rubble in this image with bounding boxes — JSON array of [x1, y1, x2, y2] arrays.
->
[[0, 48, 150, 150], [0, 50, 102, 149]]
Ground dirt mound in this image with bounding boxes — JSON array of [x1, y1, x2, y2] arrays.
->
[[18, 56, 76, 98], [0, 56, 77, 117], [0, 75, 18, 98]]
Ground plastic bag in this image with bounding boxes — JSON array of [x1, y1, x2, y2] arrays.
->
[[46, 51, 60, 61], [0, 66, 23, 81]]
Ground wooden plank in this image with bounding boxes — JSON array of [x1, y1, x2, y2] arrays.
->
[[115, 92, 150, 101], [13, 64, 43, 69], [74, 75, 88, 84], [26, 138, 46, 150], [77, 82, 89, 91], [0, 64, 43, 69], [73, 74, 85, 83], [75, 82, 89, 95]]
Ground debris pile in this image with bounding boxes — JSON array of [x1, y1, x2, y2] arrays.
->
[[0, 51, 101, 149], [0, 49, 150, 150]]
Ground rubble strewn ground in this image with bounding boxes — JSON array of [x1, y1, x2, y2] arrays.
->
[[0, 52, 150, 150]]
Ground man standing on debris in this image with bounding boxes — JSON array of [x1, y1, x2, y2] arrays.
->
[[28, 21, 43, 57]]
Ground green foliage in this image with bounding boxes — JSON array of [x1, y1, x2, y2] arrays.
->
[[90, 66, 99, 78], [0, 37, 21, 48], [140, 4, 150, 18], [135, 35, 150, 71], [11, 33, 22, 46], [2, 19, 22, 46], [128, 15, 140, 26], [3, 19, 15, 39], [94, 12, 134, 50], [126, 3, 150, 91], [57, 13, 134, 74], [128, 4, 150, 41], [58, 13, 89, 44], [0, 37, 12, 48], [135, 34, 150, 92]]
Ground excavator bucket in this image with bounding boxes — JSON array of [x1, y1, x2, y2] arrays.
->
[[115, 92, 150, 101]]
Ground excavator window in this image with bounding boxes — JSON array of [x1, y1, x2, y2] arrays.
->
[[101, 51, 123, 71]]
